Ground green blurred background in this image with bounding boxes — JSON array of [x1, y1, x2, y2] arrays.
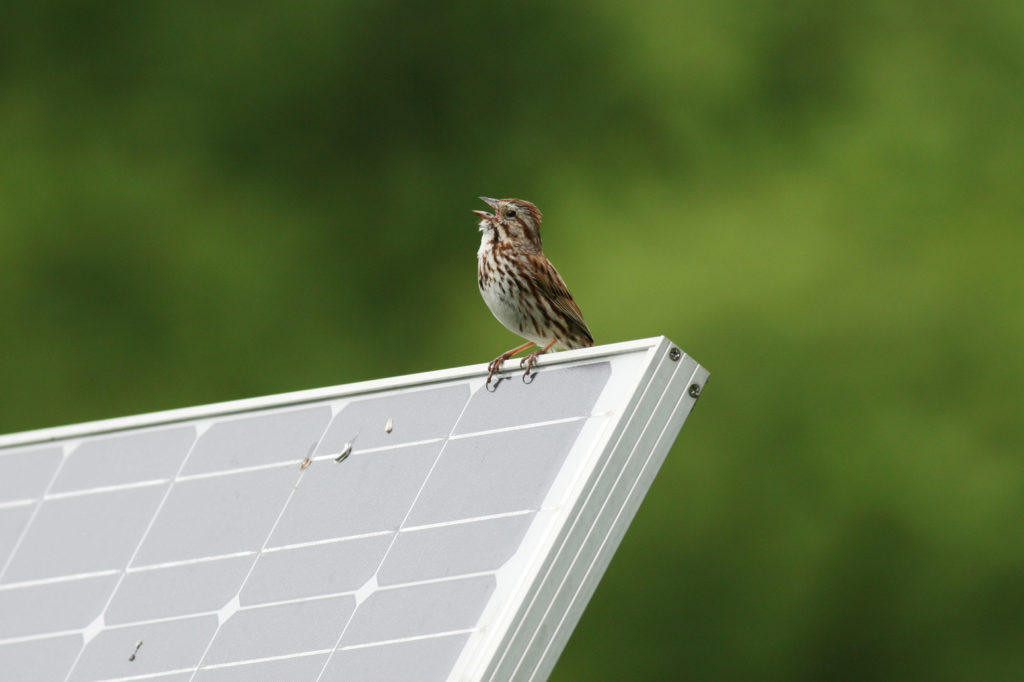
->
[[3, 0, 1023, 679]]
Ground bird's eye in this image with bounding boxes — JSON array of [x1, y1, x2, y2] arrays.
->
[[505, 209, 517, 218]]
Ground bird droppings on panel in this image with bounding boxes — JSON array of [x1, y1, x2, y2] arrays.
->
[[334, 441, 353, 463], [300, 443, 316, 470]]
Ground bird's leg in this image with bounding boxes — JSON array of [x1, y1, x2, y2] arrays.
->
[[520, 338, 559, 378], [487, 341, 536, 387]]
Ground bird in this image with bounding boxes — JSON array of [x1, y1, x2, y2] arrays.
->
[[473, 196, 593, 387]]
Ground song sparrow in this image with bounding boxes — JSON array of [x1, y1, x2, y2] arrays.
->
[[474, 196, 594, 387]]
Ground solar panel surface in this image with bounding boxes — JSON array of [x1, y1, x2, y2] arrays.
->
[[0, 337, 707, 682]]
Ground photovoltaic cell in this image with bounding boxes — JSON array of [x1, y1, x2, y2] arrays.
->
[[0, 336, 707, 682]]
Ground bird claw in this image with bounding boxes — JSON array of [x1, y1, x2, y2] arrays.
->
[[486, 354, 509, 389], [520, 351, 541, 377]]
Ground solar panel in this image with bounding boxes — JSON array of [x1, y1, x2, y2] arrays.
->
[[0, 336, 708, 682]]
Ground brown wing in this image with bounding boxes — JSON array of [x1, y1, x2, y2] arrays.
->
[[526, 253, 594, 346]]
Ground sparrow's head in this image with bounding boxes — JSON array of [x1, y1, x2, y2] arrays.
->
[[474, 196, 543, 250]]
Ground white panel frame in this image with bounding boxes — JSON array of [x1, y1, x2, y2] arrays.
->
[[463, 337, 706, 682]]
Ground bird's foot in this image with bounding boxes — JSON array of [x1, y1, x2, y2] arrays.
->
[[486, 353, 511, 389], [485, 341, 538, 390], [520, 351, 542, 380]]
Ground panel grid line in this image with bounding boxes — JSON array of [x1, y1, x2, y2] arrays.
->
[[0, 628, 84, 647], [446, 415, 589, 440], [337, 627, 476, 652], [0, 499, 36, 511], [43, 479, 168, 501], [400, 508, 534, 533], [101, 666, 194, 682], [0, 569, 121, 593], [125, 550, 257, 574], [199, 648, 332, 670], [259, 530, 395, 554]]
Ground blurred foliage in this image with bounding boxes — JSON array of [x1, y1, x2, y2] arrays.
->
[[2, 0, 1023, 679]]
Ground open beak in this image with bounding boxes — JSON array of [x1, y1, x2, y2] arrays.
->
[[473, 196, 498, 219]]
